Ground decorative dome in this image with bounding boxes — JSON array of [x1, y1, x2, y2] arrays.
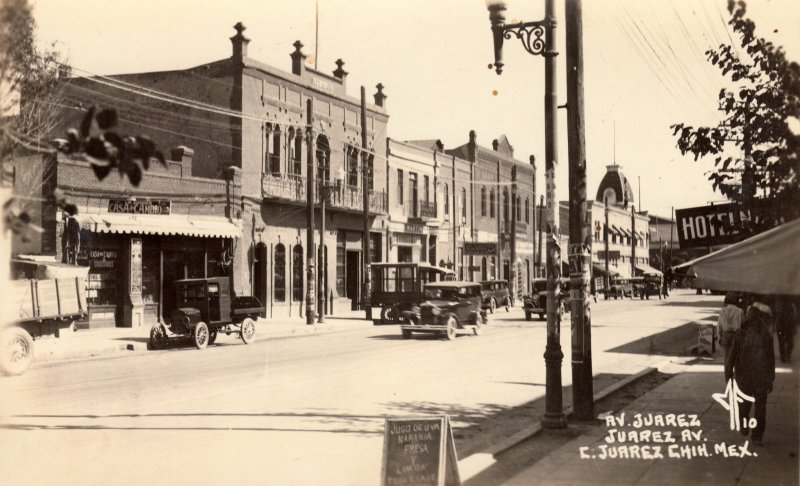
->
[[595, 164, 634, 208]]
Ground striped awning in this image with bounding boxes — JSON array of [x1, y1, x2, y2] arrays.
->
[[79, 213, 241, 238]]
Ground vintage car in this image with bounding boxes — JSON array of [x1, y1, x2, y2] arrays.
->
[[370, 262, 455, 324], [400, 282, 486, 340], [2, 260, 88, 375], [480, 280, 512, 313], [523, 278, 570, 321], [149, 277, 264, 350], [604, 277, 635, 300], [639, 275, 663, 300]]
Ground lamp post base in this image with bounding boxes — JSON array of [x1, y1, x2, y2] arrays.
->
[[542, 342, 567, 429]]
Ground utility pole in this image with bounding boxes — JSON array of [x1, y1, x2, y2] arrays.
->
[[496, 161, 502, 281], [361, 87, 372, 320], [631, 204, 636, 280], [537, 194, 544, 277], [604, 196, 610, 293], [531, 156, 537, 283], [669, 206, 675, 267], [566, 0, 593, 421], [305, 99, 316, 325]]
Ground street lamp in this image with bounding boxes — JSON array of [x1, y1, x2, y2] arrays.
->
[[485, 0, 566, 429], [317, 164, 344, 324]]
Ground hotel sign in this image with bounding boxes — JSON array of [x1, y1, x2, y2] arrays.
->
[[108, 199, 171, 215], [675, 200, 774, 249]]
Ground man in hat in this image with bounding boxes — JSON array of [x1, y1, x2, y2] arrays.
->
[[725, 301, 776, 445]]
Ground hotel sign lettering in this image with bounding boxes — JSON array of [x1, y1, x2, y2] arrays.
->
[[675, 200, 776, 249], [108, 199, 171, 215]]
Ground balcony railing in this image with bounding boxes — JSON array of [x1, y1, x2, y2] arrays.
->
[[261, 174, 387, 214], [420, 200, 437, 219]]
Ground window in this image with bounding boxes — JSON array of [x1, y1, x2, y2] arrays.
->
[[516, 195, 522, 221], [347, 146, 359, 188], [503, 188, 509, 224], [316, 136, 330, 182], [292, 245, 303, 301], [397, 169, 404, 205], [424, 175, 430, 203], [288, 127, 302, 178], [266, 124, 281, 176], [274, 243, 286, 302], [525, 198, 530, 223], [461, 188, 467, 222], [481, 187, 487, 217], [443, 183, 449, 215], [481, 257, 487, 281], [490, 189, 495, 218]]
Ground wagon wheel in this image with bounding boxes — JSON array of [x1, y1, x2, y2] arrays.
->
[[0, 327, 34, 376], [193, 322, 209, 350], [149, 322, 168, 350], [444, 316, 457, 341], [208, 328, 218, 345], [240, 318, 256, 344]]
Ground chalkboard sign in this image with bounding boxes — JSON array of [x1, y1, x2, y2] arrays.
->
[[381, 416, 460, 486]]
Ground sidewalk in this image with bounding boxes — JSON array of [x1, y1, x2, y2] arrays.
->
[[30, 309, 374, 365], [501, 353, 799, 485]]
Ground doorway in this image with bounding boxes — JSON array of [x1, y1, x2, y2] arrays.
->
[[346, 250, 360, 310], [253, 243, 267, 312]]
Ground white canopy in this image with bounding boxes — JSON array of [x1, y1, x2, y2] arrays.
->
[[674, 218, 800, 295]]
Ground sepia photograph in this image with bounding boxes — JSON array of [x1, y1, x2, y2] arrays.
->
[[1, 0, 798, 484]]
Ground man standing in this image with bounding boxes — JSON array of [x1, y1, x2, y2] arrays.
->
[[774, 297, 797, 363], [725, 302, 776, 446], [717, 292, 744, 363]]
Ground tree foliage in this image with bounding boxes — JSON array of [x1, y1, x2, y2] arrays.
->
[[0, 0, 66, 159], [671, 0, 800, 229]]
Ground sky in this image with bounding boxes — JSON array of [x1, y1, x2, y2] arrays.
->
[[31, 0, 800, 219]]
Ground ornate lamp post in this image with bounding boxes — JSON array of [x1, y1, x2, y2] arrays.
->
[[317, 165, 344, 324], [486, 0, 565, 428]]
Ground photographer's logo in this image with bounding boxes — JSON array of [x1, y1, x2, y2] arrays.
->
[[712, 379, 755, 431]]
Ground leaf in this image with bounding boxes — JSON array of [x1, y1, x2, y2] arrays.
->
[[80, 106, 96, 138], [85, 137, 108, 160], [96, 108, 118, 130]]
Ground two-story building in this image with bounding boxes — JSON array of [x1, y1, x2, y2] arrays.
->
[[53, 23, 390, 322]]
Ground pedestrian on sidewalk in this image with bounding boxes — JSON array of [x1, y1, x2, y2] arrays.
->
[[774, 296, 797, 363], [725, 301, 776, 445], [717, 292, 744, 363]]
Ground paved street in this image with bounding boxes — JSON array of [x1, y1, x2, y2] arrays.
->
[[1, 291, 722, 485]]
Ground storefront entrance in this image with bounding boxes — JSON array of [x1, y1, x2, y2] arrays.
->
[[346, 250, 360, 309]]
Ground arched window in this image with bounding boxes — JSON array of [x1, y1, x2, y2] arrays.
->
[[490, 189, 495, 218], [316, 135, 330, 182], [443, 183, 449, 215], [525, 198, 530, 223], [460, 188, 467, 222], [292, 245, 303, 301], [266, 124, 281, 175], [274, 243, 286, 302], [480, 187, 487, 217]]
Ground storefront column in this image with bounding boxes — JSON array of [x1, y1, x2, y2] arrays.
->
[[124, 237, 145, 328]]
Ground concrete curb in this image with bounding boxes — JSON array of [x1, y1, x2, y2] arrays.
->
[[29, 319, 374, 367], [457, 367, 659, 481]]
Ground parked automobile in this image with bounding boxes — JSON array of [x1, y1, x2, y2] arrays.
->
[[149, 277, 263, 350], [2, 260, 89, 375], [523, 278, 570, 321], [370, 262, 455, 324], [604, 277, 635, 299], [480, 280, 512, 313], [639, 275, 662, 300], [400, 282, 486, 340]]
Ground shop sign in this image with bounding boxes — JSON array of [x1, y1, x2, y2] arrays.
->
[[675, 200, 776, 249], [596, 250, 620, 260], [464, 242, 498, 255], [108, 199, 171, 215], [89, 250, 118, 268], [130, 238, 142, 294]]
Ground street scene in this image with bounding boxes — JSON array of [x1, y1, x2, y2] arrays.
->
[[1, 0, 798, 485]]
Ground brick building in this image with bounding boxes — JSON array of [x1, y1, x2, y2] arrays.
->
[[55, 23, 389, 321]]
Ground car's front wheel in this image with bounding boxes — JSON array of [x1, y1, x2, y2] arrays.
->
[[193, 322, 209, 349], [444, 316, 457, 341]]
